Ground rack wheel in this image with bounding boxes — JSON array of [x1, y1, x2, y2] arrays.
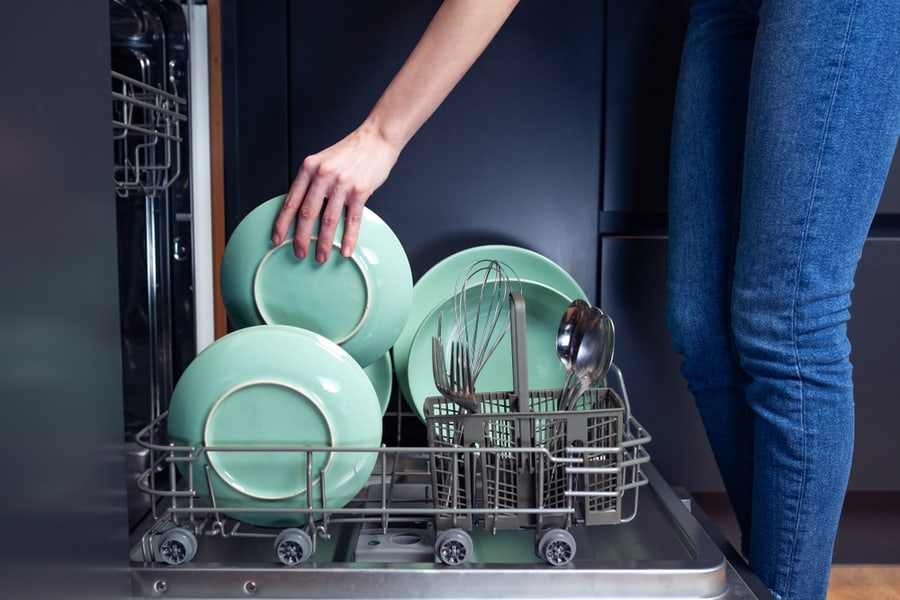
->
[[155, 527, 197, 565], [434, 528, 473, 566], [274, 528, 313, 565], [537, 529, 576, 566]]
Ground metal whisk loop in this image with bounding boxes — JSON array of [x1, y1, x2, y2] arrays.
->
[[452, 259, 522, 385]]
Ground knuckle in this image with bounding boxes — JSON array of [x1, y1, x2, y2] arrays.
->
[[320, 212, 340, 227], [316, 161, 337, 179], [299, 155, 318, 172], [348, 184, 369, 200], [298, 203, 318, 219]]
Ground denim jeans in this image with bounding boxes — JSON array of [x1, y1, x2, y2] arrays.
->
[[666, 1, 900, 598]]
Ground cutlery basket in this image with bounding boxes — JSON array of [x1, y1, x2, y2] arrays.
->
[[424, 383, 650, 533]]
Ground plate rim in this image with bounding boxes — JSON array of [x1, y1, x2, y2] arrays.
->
[[253, 238, 373, 343], [393, 245, 587, 406], [364, 351, 394, 416], [203, 378, 337, 500]]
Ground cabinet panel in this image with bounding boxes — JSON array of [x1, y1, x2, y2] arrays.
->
[[600, 238, 723, 492], [880, 141, 900, 214], [603, 1, 899, 220], [220, 0, 291, 235], [601, 237, 900, 492], [847, 240, 900, 489], [603, 0, 690, 215]]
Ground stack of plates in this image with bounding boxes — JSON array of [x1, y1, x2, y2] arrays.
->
[[391, 245, 588, 421], [167, 325, 384, 527], [167, 195, 412, 525]]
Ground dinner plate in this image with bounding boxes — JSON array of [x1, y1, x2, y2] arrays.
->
[[166, 324, 382, 527], [406, 281, 578, 422], [392, 245, 587, 406], [364, 351, 393, 416], [220, 195, 413, 368]]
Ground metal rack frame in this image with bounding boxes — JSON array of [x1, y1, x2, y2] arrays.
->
[[132, 366, 650, 567], [112, 70, 187, 196]]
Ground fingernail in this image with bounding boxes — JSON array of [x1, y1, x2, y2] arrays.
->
[[316, 251, 326, 263], [341, 247, 352, 258]]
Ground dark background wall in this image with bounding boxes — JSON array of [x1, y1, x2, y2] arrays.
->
[[222, 0, 603, 296], [0, 2, 130, 598], [221, 0, 900, 496]]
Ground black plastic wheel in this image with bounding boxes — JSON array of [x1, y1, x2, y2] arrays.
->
[[156, 527, 198, 565], [434, 528, 473, 566], [274, 528, 313, 565], [537, 528, 576, 566]]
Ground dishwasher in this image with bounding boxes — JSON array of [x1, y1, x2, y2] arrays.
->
[[128, 324, 765, 599], [113, 2, 773, 598]]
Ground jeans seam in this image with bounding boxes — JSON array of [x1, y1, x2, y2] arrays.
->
[[783, 1, 860, 596]]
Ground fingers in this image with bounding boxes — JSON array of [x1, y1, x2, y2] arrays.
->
[[272, 167, 310, 247], [315, 195, 343, 263], [274, 126, 393, 260], [293, 175, 330, 260], [275, 161, 368, 262], [316, 180, 371, 262], [340, 194, 367, 258], [274, 156, 331, 260]]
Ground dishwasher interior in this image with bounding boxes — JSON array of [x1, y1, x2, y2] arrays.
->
[[112, 2, 770, 598], [111, 0, 196, 533], [126, 361, 758, 599]]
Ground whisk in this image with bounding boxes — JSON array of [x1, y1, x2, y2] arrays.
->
[[451, 259, 522, 385]]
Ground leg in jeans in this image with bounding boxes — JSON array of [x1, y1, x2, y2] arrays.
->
[[736, 1, 900, 598], [668, 0, 900, 598], [667, 0, 759, 555]]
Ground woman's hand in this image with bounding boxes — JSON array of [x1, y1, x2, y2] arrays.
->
[[271, 120, 401, 262], [272, 0, 519, 262]]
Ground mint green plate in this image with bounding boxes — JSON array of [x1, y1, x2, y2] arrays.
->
[[364, 351, 393, 416], [392, 245, 587, 409], [406, 281, 580, 422], [166, 325, 382, 527], [221, 195, 413, 368]]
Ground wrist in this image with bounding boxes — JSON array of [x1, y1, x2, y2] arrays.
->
[[360, 114, 407, 157]]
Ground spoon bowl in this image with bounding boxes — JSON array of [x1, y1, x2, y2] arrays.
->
[[562, 308, 615, 411], [556, 299, 589, 408]]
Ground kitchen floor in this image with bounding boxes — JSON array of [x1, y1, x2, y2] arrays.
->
[[828, 566, 900, 600], [694, 491, 900, 598]]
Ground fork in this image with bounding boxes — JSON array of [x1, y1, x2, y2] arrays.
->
[[432, 327, 479, 413], [448, 341, 477, 412]]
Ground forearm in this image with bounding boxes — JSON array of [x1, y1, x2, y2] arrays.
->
[[364, 0, 520, 151], [274, 0, 518, 260]]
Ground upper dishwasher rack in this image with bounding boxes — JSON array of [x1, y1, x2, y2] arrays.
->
[[112, 69, 187, 195]]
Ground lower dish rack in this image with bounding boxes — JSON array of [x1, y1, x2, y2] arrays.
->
[[132, 365, 650, 568]]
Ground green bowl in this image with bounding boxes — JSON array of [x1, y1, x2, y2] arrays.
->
[[167, 324, 382, 527], [392, 245, 587, 407], [221, 195, 413, 368]]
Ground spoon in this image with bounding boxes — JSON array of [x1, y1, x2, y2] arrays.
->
[[561, 308, 615, 411], [556, 299, 589, 409]]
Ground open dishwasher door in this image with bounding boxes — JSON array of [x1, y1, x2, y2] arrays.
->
[[130, 458, 773, 599]]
